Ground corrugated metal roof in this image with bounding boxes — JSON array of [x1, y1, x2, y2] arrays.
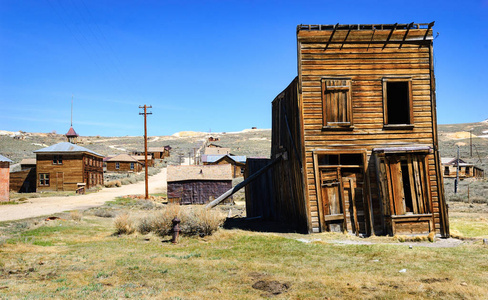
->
[[167, 164, 232, 182], [0, 154, 13, 163], [34, 142, 103, 157]]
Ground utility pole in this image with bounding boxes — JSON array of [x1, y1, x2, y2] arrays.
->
[[139, 105, 152, 199]]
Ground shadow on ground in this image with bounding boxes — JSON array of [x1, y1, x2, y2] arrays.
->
[[223, 217, 304, 233]]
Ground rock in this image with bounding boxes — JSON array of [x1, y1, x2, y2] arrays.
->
[[399, 269, 407, 273]]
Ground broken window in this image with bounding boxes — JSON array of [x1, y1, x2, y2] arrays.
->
[[39, 173, 50, 186], [444, 166, 450, 176], [322, 78, 352, 128], [378, 153, 431, 215], [383, 78, 413, 126]]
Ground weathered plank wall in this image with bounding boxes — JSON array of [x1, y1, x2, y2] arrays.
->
[[106, 161, 142, 173], [10, 168, 36, 193], [270, 78, 309, 232], [245, 158, 275, 219], [296, 27, 446, 235], [167, 180, 232, 205]]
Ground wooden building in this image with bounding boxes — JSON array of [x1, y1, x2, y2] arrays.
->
[[247, 23, 449, 237], [133, 146, 171, 160], [167, 164, 232, 204], [441, 157, 484, 179], [34, 142, 104, 191], [0, 154, 13, 201], [204, 146, 231, 155], [131, 155, 154, 167], [202, 154, 246, 178], [106, 154, 143, 172]]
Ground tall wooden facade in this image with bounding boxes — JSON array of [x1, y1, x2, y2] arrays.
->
[[256, 23, 449, 237], [34, 142, 104, 191]]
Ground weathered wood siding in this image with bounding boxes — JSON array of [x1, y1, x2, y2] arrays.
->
[[245, 158, 275, 219], [36, 154, 103, 191], [167, 180, 232, 205], [296, 26, 447, 235], [10, 168, 36, 193], [106, 161, 142, 173], [205, 157, 244, 178], [270, 78, 309, 232]]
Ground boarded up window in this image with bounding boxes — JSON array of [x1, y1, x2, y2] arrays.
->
[[321, 78, 352, 128], [378, 153, 431, 215], [382, 78, 413, 126]]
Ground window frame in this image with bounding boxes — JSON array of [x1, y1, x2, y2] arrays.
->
[[39, 173, 50, 186], [52, 155, 63, 165], [115, 162, 120, 169], [130, 162, 134, 170], [321, 77, 353, 129], [382, 77, 414, 129]]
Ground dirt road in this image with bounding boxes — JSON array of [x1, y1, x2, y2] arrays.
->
[[0, 169, 167, 222]]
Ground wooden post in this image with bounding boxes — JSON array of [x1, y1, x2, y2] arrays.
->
[[455, 145, 459, 194], [139, 105, 152, 199]]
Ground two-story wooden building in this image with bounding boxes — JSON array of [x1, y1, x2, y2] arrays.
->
[[34, 142, 104, 191], [247, 23, 449, 237]]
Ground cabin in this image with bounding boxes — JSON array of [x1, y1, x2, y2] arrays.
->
[[34, 142, 104, 191], [208, 136, 220, 142], [441, 157, 484, 179], [246, 23, 449, 237], [167, 164, 232, 204], [133, 146, 171, 160], [106, 154, 143, 172], [131, 155, 154, 167], [202, 154, 246, 178], [20, 158, 36, 170], [0, 154, 13, 201]]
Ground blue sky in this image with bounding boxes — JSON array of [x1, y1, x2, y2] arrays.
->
[[1, 0, 487, 136]]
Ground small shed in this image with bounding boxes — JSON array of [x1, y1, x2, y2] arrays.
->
[[202, 154, 246, 178], [0, 154, 13, 201], [441, 157, 484, 179], [106, 154, 143, 172], [167, 164, 232, 204], [20, 158, 36, 170]]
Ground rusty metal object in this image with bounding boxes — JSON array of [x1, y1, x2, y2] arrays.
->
[[171, 217, 181, 244]]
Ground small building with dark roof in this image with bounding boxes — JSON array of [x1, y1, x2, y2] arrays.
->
[[202, 154, 246, 178], [0, 154, 13, 201], [66, 126, 79, 144], [441, 157, 484, 179], [167, 164, 232, 204], [106, 154, 143, 172], [34, 142, 104, 191]]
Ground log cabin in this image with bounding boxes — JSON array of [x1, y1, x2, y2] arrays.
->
[[441, 157, 484, 179], [167, 164, 232, 204], [34, 142, 104, 191], [247, 23, 449, 237], [0, 154, 13, 201], [202, 154, 246, 178], [106, 154, 143, 172]]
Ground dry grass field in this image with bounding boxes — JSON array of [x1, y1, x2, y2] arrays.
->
[[0, 199, 487, 299]]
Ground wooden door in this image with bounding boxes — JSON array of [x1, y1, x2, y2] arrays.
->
[[320, 168, 346, 232], [56, 172, 64, 191]]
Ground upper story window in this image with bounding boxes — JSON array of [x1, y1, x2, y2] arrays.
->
[[383, 78, 413, 128], [321, 78, 353, 129], [53, 155, 62, 165]]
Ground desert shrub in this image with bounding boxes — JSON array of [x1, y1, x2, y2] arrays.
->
[[70, 210, 82, 221], [114, 213, 135, 235], [93, 209, 116, 218], [104, 181, 117, 188], [121, 178, 131, 185], [115, 180, 122, 187], [88, 185, 103, 193], [137, 205, 225, 237], [137, 199, 155, 210], [180, 207, 225, 236]]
